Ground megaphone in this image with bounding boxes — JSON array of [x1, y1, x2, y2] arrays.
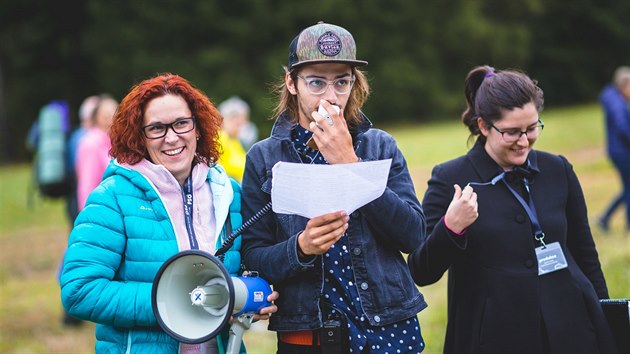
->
[[152, 250, 272, 353]]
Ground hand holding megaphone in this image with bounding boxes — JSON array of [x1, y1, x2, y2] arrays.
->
[[243, 270, 278, 322], [152, 250, 275, 353]]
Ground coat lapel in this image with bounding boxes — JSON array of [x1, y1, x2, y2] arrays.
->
[[465, 140, 541, 184]]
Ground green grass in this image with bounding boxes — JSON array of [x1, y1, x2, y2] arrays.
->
[[1, 103, 628, 353]]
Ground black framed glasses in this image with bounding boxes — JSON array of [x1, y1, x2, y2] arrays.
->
[[142, 117, 196, 139], [296, 75, 355, 95], [489, 119, 545, 143]]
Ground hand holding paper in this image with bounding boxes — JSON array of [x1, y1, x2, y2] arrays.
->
[[271, 159, 392, 218]]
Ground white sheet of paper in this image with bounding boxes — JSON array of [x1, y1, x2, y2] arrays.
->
[[271, 159, 392, 218]]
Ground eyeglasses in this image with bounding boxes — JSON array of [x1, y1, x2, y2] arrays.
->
[[296, 75, 355, 95], [489, 119, 545, 143], [142, 117, 196, 139]]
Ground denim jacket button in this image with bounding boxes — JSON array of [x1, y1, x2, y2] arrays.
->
[[353, 247, 361, 255], [351, 211, 360, 219], [360, 282, 368, 290], [374, 315, 381, 323]]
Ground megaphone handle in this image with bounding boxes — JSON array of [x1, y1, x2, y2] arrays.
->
[[225, 315, 254, 354]]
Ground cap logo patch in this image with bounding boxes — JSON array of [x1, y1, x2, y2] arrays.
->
[[317, 31, 342, 57]]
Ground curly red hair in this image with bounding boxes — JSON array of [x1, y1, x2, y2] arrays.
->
[[109, 73, 222, 165]]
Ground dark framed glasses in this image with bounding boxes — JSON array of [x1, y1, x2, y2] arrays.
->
[[489, 119, 544, 143], [142, 117, 196, 139]]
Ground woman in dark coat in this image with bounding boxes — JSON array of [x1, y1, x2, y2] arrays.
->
[[408, 65, 616, 354]]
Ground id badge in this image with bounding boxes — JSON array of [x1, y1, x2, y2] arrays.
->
[[535, 241, 568, 275]]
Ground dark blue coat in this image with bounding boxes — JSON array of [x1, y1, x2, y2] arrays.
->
[[408, 141, 616, 354], [601, 84, 630, 158]]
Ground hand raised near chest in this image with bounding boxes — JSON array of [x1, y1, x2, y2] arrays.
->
[[444, 184, 478, 234], [308, 101, 358, 164]]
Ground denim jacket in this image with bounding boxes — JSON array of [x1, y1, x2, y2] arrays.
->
[[241, 111, 428, 331]]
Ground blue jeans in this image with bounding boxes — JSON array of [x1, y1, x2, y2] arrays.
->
[[600, 194, 623, 227]]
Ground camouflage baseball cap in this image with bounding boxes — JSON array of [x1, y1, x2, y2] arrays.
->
[[288, 22, 368, 70]]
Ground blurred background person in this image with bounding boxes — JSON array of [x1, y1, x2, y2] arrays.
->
[[60, 73, 277, 353], [597, 66, 630, 233], [75, 94, 117, 211], [239, 118, 259, 151], [58, 95, 99, 327], [66, 95, 98, 223], [24, 100, 71, 206], [217, 96, 250, 182], [408, 66, 616, 354]]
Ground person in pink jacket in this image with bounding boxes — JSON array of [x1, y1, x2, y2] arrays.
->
[[75, 94, 118, 211]]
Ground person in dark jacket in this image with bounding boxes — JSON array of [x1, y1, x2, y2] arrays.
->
[[597, 66, 630, 232], [407, 65, 616, 354], [241, 22, 428, 353]]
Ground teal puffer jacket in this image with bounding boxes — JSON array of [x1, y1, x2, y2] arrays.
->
[[60, 161, 243, 353]]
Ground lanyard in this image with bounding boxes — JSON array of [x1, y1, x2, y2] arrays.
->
[[502, 178, 546, 247], [469, 172, 546, 247], [182, 175, 198, 249]]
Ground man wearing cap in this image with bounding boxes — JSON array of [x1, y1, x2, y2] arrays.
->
[[241, 22, 428, 353]]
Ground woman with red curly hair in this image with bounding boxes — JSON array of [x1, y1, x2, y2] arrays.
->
[[60, 73, 278, 354]]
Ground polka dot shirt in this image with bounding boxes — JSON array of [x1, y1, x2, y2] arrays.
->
[[292, 125, 425, 353]]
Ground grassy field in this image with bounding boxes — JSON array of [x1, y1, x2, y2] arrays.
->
[[1, 103, 628, 353]]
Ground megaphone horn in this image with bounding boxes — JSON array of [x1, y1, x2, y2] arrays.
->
[[151, 250, 272, 353]]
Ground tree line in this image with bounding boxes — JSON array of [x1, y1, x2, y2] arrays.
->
[[1, 0, 628, 163]]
